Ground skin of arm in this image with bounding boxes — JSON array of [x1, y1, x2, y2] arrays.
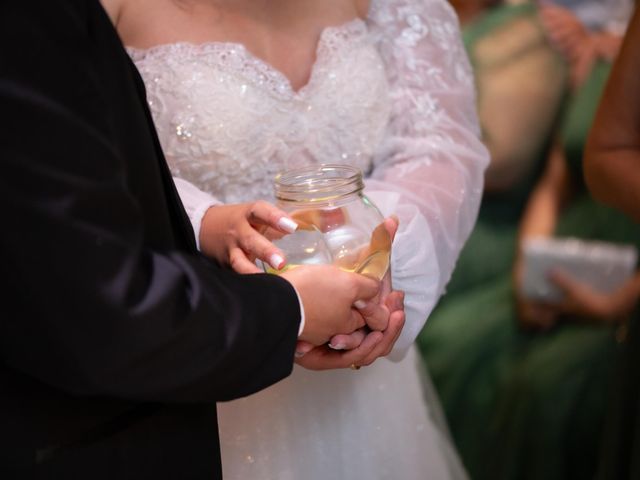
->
[[549, 270, 640, 323], [513, 139, 574, 328], [101, 0, 123, 24], [517, 140, 573, 242], [584, 6, 640, 222]]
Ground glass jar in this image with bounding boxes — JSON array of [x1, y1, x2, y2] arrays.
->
[[267, 164, 390, 280]]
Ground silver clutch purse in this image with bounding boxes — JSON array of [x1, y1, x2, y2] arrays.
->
[[521, 237, 638, 302]]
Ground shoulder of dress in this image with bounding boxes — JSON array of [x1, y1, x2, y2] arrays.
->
[[368, 0, 458, 21], [366, 0, 465, 64], [366, 0, 461, 41]]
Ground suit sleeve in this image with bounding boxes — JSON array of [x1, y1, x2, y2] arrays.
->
[[0, 0, 300, 403]]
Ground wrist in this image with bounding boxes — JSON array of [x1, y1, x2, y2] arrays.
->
[[198, 206, 225, 259], [281, 271, 309, 339]]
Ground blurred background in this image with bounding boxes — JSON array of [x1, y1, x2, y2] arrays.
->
[[417, 0, 639, 478]]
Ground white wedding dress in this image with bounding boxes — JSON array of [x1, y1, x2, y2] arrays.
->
[[129, 0, 488, 478]]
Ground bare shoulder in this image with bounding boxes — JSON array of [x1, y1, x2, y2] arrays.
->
[[100, 0, 125, 24], [101, 0, 153, 26], [353, 0, 371, 19], [101, 0, 147, 26]]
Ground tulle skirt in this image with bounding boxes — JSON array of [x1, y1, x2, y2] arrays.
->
[[217, 346, 467, 479]]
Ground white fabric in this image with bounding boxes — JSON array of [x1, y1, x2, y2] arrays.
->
[[129, 0, 487, 478], [293, 286, 306, 337], [218, 347, 468, 480], [171, 177, 220, 250]]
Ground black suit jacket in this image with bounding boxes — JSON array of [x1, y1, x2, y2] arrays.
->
[[0, 0, 301, 478]]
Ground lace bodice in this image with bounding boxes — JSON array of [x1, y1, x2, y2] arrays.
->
[[129, 0, 489, 357], [130, 19, 389, 204]]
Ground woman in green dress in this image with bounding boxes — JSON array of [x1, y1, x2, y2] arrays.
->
[[419, 3, 640, 479]]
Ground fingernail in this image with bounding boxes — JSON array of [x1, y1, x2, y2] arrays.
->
[[328, 343, 346, 350], [295, 351, 306, 358], [398, 292, 406, 308], [354, 300, 367, 309], [277, 217, 298, 233], [394, 298, 404, 311], [269, 253, 285, 270]]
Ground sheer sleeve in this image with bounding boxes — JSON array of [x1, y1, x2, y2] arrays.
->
[[173, 177, 222, 250], [365, 0, 490, 360]]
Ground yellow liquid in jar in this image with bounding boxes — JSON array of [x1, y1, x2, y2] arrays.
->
[[266, 227, 391, 281]]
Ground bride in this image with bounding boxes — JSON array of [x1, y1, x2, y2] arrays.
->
[[102, 0, 488, 477]]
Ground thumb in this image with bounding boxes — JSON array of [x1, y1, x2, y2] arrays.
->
[[350, 272, 380, 303], [385, 290, 405, 313], [384, 215, 399, 243]]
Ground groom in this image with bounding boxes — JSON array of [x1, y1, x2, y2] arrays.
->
[[0, 0, 399, 478]]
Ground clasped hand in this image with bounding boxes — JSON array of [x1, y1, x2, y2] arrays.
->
[[515, 260, 640, 330], [199, 202, 405, 369], [291, 216, 405, 370]]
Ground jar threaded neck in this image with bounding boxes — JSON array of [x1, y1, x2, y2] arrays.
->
[[274, 164, 364, 203]]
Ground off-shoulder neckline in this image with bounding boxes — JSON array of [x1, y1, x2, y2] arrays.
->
[[126, 18, 368, 97]]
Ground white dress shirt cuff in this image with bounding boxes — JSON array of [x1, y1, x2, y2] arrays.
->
[[191, 201, 220, 251], [172, 177, 222, 251], [292, 286, 306, 337]]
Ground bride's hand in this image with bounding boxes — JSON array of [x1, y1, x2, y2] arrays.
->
[[375, 216, 400, 322], [199, 201, 298, 273], [295, 216, 407, 369], [294, 291, 405, 370]]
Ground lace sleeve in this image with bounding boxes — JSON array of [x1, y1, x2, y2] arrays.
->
[[173, 177, 222, 251], [365, 0, 490, 360]]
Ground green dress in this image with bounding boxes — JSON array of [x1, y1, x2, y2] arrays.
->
[[419, 55, 640, 480]]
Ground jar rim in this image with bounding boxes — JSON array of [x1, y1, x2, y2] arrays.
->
[[274, 164, 364, 203]]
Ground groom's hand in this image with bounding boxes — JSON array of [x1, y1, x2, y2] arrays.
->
[[294, 290, 405, 370], [199, 201, 298, 273], [281, 265, 380, 346], [294, 216, 406, 370]]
